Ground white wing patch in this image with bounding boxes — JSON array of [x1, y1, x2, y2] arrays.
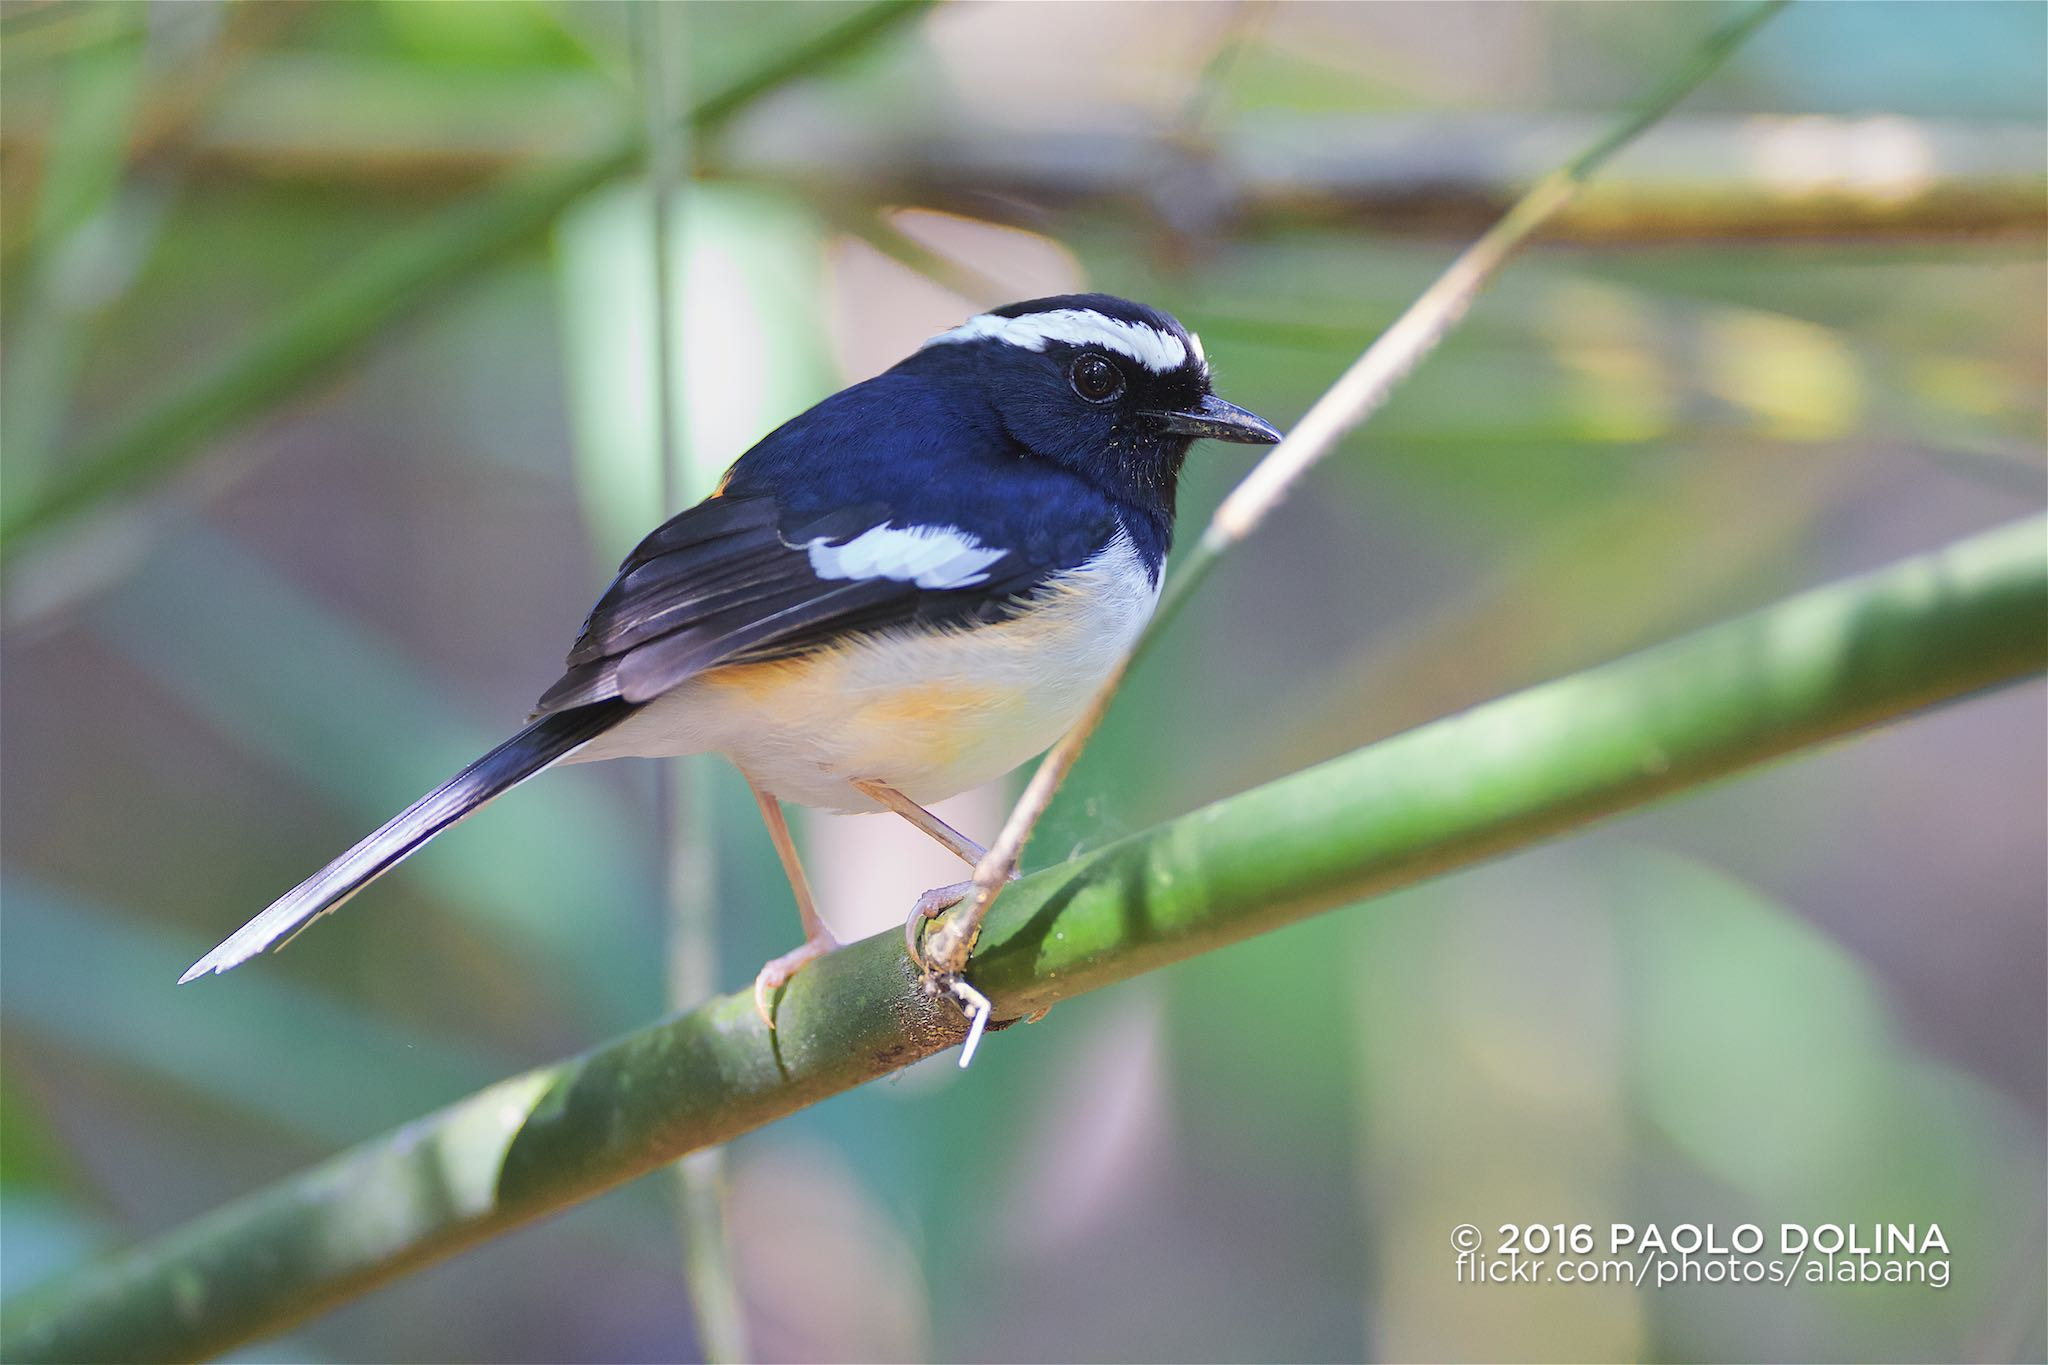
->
[[925, 309, 1190, 375], [805, 523, 1006, 589]]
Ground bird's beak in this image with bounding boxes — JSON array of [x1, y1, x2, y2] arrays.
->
[[1147, 393, 1282, 445]]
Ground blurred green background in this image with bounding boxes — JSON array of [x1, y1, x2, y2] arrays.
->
[[2, 2, 2043, 1361]]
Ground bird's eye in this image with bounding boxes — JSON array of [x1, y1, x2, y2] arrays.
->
[[1069, 353, 1124, 403]]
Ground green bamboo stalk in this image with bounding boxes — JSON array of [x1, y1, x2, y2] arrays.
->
[[0, 0, 933, 561], [7, 514, 2041, 1364]]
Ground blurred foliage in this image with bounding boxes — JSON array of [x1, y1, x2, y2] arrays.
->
[[11, 514, 2037, 1362], [1, 2, 2042, 1362]]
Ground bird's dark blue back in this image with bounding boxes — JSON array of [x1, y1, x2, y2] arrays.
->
[[720, 359, 1164, 578]]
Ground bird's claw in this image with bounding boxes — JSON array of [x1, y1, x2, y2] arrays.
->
[[751, 935, 836, 1030], [902, 880, 973, 967], [903, 873, 1016, 1067]]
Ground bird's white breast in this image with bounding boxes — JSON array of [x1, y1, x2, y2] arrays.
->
[[568, 533, 1161, 812]]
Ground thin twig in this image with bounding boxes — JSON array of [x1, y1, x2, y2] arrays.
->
[[915, 0, 1792, 990], [637, 5, 750, 1360], [10, 111, 2037, 245]]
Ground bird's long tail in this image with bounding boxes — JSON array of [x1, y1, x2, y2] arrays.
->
[[179, 701, 628, 983]]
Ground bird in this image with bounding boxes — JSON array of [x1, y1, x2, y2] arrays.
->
[[179, 293, 1281, 1025]]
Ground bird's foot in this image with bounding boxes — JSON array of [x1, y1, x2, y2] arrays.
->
[[902, 880, 974, 965], [902, 870, 1016, 1068], [752, 932, 840, 1030], [902, 869, 1014, 977]]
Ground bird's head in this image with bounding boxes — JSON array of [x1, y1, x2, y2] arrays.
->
[[907, 293, 1280, 516]]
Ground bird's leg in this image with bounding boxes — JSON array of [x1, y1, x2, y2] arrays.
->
[[851, 777, 997, 866], [747, 776, 838, 1029], [853, 779, 1013, 1064], [850, 778, 1019, 954]]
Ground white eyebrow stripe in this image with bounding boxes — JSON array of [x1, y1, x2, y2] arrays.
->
[[805, 524, 1006, 590], [924, 309, 1190, 375]]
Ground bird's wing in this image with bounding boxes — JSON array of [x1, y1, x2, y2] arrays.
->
[[533, 492, 1099, 715]]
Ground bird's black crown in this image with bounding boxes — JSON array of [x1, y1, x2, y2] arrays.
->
[[901, 293, 1274, 530]]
